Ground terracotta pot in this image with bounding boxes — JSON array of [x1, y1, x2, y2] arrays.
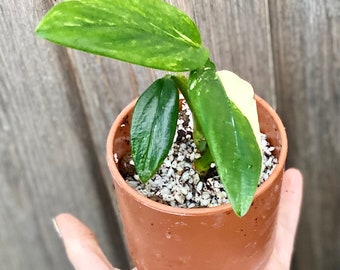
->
[[106, 95, 288, 270]]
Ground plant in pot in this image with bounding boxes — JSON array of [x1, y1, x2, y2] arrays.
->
[[36, 0, 288, 269]]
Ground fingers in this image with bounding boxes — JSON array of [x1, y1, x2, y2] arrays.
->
[[53, 213, 116, 270], [278, 168, 303, 237], [273, 168, 303, 269]]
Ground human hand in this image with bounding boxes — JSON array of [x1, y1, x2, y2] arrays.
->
[[264, 168, 303, 269], [53, 168, 303, 270]]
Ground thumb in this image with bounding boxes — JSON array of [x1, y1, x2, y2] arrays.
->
[[53, 213, 116, 270], [265, 168, 303, 270]]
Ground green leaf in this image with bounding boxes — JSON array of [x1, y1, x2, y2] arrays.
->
[[131, 76, 179, 183], [35, 0, 209, 71], [187, 60, 262, 216]]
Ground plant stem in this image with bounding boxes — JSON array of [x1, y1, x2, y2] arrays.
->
[[171, 75, 214, 175], [194, 145, 213, 175]]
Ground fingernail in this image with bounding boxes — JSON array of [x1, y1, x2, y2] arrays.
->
[[52, 217, 62, 238]]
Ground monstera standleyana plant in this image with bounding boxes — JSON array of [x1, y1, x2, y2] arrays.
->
[[35, 0, 262, 216]]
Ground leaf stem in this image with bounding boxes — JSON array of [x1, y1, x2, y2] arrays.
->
[[171, 75, 214, 175]]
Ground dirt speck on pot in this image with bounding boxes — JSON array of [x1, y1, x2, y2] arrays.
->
[[122, 101, 277, 208]]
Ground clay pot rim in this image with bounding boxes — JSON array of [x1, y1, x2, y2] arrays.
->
[[106, 95, 288, 217]]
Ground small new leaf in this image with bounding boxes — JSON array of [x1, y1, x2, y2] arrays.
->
[[131, 76, 179, 183]]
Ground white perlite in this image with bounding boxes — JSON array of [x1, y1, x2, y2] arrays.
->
[[125, 101, 277, 208]]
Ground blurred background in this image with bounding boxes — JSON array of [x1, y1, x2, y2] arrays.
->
[[1, 0, 339, 269]]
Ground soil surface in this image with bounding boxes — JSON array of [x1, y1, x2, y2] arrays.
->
[[120, 101, 277, 208]]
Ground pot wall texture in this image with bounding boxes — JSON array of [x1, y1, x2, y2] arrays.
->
[[107, 96, 287, 270]]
